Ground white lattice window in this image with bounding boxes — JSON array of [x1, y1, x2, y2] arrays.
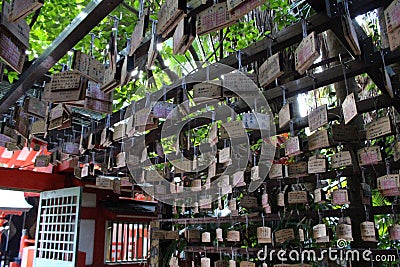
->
[[34, 187, 82, 267]]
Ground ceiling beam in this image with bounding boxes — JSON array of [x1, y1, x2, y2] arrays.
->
[[0, 0, 124, 114]]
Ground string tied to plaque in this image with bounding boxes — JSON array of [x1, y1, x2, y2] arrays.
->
[[281, 86, 287, 106], [289, 120, 295, 137], [301, 18, 308, 39], [392, 200, 398, 223], [364, 204, 370, 222], [138, 0, 144, 17], [386, 158, 391, 175], [361, 166, 367, 184], [236, 50, 243, 72], [89, 33, 98, 58], [339, 53, 349, 97], [307, 71, 318, 109]]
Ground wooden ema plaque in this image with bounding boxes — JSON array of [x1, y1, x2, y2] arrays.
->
[[222, 71, 259, 94], [251, 165, 260, 181], [221, 121, 247, 139], [0, 2, 30, 73], [152, 230, 166, 240], [24, 97, 48, 119], [201, 258, 210, 267], [389, 225, 400, 241], [0, 2, 30, 47], [214, 260, 228, 267], [129, 8, 149, 56], [152, 101, 177, 119], [307, 155, 326, 174], [31, 119, 46, 134], [197, 2, 236, 36], [15, 108, 29, 138], [147, 35, 157, 69], [365, 116, 392, 140], [193, 82, 222, 100], [308, 129, 330, 151], [242, 112, 270, 130], [331, 151, 352, 169], [84, 81, 113, 114], [360, 221, 377, 242], [308, 104, 328, 132], [201, 231, 211, 242], [43, 71, 85, 103], [101, 66, 118, 93], [278, 103, 292, 129], [178, 18, 196, 55], [219, 147, 231, 163], [50, 71, 83, 91], [288, 191, 308, 204], [295, 32, 320, 74], [394, 142, 400, 162], [342, 93, 358, 124], [240, 195, 257, 208], [275, 228, 295, 244], [331, 124, 359, 143], [313, 224, 327, 239], [185, 229, 201, 242], [173, 18, 186, 55], [145, 170, 163, 184], [288, 161, 308, 178], [10, 0, 43, 22], [72, 51, 105, 84], [227, 0, 248, 11], [332, 189, 349, 205], [257, 226, 272, 243], [388, 26, 400, 52], [156, 0, 186, 38], [239, 262, 255, 267], [165, 231, 179, 240], [269, 164, 284, 179], [258, 52, 284, 87], [385, 0, 400, 33], [35, 155, 50, 167], [357, 146, 382, 166], [386, 0, 400, 51], [342, 13, 361, 56], [285, 136, 302, 157], [173, 16, 196, 55], [227, 230, 240, 241], [377, 174, 400, 190], [337, 223, 353, 241], [230, 0, 264, 20]]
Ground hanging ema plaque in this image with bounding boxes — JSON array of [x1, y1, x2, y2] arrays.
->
[[0, 1, 30, 73], [258, 52, 284, 87], [357, 146, 382, 166], [156, 0, 186, 38], [129, 8, 149, 56], [342, 93, 358, 124], [295, 31, 320, 74], [365, 116, 392, 140], [197, 2, 236, 36], [308, 104, 328, 132], [9, 0, 43, 22], [331, 151, 353, 169], [72, 51, 105, 84], [308, 129, 330, 151]]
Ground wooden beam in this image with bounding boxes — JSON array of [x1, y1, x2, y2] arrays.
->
[[0, 168, 67, 192]]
